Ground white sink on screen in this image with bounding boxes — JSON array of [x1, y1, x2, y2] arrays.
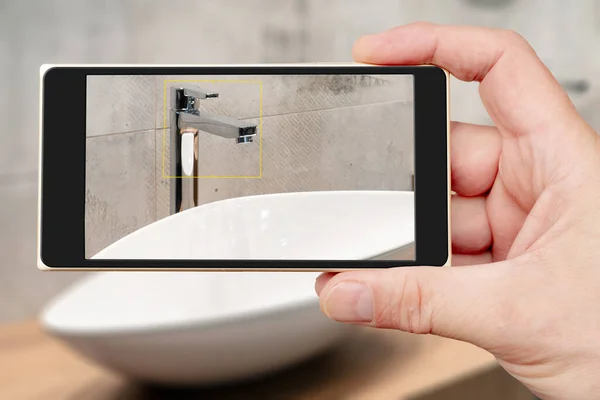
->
[[40, 190, 414, 386], [92, 190, 415, 260]]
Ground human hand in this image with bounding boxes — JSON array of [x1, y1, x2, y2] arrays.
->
[[315, 22, 600, 400]]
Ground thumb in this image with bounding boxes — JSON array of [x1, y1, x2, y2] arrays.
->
[[317, 264, 514, 350]]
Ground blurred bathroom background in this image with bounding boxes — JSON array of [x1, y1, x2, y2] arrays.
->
[[1, 0, 600, 398]]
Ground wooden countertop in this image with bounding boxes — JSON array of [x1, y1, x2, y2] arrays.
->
[[0, 320, 511, 400]]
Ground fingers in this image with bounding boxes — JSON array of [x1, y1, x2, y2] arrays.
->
[[317, 264, 514, 349], [452, 195, 492, 254], [353, 23, 580, 138], [450, 122, 501, 196], [353, 22, 520, 82]]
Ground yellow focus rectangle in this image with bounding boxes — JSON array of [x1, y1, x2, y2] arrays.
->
[[162, 79, 263, 179]]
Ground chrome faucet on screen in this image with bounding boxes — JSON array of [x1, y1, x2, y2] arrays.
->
[[38, 64, 450, 271], [170, 87, 258, 213]]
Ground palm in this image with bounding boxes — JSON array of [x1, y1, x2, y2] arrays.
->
[[486, 137, 549, 261]]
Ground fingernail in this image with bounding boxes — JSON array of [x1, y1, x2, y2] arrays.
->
[[324, 282, 373, 323]]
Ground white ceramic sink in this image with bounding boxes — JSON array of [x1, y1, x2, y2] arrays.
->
[[93, 190, 415, 260], [40, 190, 414, 386]]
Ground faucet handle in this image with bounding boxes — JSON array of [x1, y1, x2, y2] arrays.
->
[[182, 88, 219, 100], [173, 87, 218, 112]]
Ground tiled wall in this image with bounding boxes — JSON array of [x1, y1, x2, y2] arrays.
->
[[2, 0, 600, 323], [85, 74, 414, 257], [84, 75, 157, 257]]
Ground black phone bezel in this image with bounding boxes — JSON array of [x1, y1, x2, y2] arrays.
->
[[39, 65, 449, 269]]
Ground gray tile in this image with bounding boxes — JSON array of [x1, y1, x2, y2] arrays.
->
[[155, 128, 173, 221], [155, 74, 413, 129], [85, 130, 156, 258], [155, 129, 171, 221], [195, 101, 414, 204], [86, 75, 156, 137]]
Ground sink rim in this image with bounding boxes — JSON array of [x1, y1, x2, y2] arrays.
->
[[93, 189, 415, 260]]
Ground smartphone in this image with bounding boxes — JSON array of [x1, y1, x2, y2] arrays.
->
[[38, 63, 450, 271]]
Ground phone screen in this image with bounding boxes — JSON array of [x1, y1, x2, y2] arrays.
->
[[84, 73, 415, 261]]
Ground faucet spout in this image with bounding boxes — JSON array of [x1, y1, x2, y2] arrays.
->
[[178, 111, 257, 143]]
